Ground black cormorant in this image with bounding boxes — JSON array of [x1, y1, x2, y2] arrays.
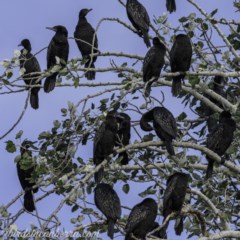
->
[[159, 172, 189, 238], [116, 113, 131, 165], [143, 37, 166, 96], [126, 0, 151, 48], [206, 111, 236, 178], [170, 34, 192, 96], [93, 111, 119, 183], [140, 106, 177, 155], [44, 25, 69, 93], [94, 183, 121, 239], [18, 39, 41, 109], [16, 140, 38, 212], [125, 198, 157, 240], [203, 76, 227, 132], [74, 9, 98, 80]]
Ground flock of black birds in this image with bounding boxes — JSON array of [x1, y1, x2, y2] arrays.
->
[[15, 0, 237, 239]]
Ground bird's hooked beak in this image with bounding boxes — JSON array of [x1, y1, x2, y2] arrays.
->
[[87, 8, 93, 14], [46, 26, 57, 32], [18, 43, 22, 47]]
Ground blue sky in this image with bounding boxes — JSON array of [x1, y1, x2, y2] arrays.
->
[[0, 0, 236, 239]]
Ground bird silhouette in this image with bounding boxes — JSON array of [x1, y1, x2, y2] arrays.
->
[[74, 9, 98, 80], [126, 0, 151, 47], [206, 111, 236, 178], [125, 198, 158, 240], [44, 25, 69, 93], [94, 183, 121, 239], [93, 111, 119, 183], [18, 39, 41, 109], [143, 37, 166, 96], [170, 34, 192, 96], [17, 140, 38, 212], [159, 172, 189, 238], [140, 106, 177, 155]]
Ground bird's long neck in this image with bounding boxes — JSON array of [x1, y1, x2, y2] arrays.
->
[[23, 45, 31, 53], [78, 16, 88, 25]]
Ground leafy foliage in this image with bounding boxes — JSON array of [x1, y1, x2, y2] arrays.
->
[[0, 1, 240, 240]]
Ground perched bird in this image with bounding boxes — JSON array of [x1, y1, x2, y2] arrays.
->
[[44, 25, 69, 93], [166, 0, 176, 13], [202, 76, 227, 132], [125, 198, 158, 240], [140, 106, 177, 155], [170, 34, 192, 96], [116, 113, 131, 165], [206, 111, 236, 179], [18, 39, 41, 109], [74, 9, 98, 80], [126, 0, 151, 48], [159, 172, 189, 238], [143, 37, 166, 97], [16, 140, 38, 212], [94, 183, 121, 239], [93, 111, 119, 183]]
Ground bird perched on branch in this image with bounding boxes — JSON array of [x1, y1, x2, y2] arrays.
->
[[159, 172, 189, 238], [93, 111, 119, 183], [202, 76, 227, 132], [125, 198, 158, 240], [166, 0, 176, 13], [74, 8, 98, 80], [94, 183, 121, 239], [170, 34, 192, 96], [18, 39, 41, 109], [44, 25, 69, 93], [16, 140, 38, 212], [115, 113, 131, 165], [143, 37, 166, 97], [126, 0, 151, 48], [140, 106, 177, 155], [206, 111, 236, 179]]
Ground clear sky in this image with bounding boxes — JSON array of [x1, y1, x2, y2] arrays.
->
[[0, 1, 236, 239]]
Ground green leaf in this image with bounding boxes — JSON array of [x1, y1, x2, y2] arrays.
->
[[122, 183, 130, 194], [210, 9, 218, 17], [179, 17, 188, 23], [177, 112, 187, 121], [73, 77, 79, 87], [15, 130, 23, 139], [202, 23, 208, 31], [189, 76, 200, 87], [6, 141, 16, 153], [71, 204, 79, 212]]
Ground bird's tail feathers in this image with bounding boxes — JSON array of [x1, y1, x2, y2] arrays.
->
[[24, 191, 35, 212], [143, 32, 151, 48], [85, 62, 95, 80], [107, 219, 115, 239], [172, 75, 183, 96], [44, 74, 57, 93], [166, 0, 176, 13], [175, 217, 184, 236], [206, 158, 214, 179], [94, 167, 104, 183], [165, 140, 175, 155], [30, 92, 39, 110]]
